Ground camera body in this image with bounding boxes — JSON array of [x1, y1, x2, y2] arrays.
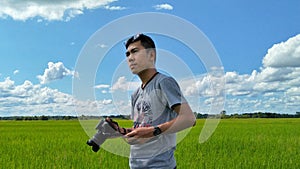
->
[[86, 118, 121, 152]]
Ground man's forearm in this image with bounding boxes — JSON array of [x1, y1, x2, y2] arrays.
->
[[124, 103, 196, 140], [158, 103, 196, 134]]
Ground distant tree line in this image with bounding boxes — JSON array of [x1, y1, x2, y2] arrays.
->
[[0, 114, 130, 121], [0, 115, 78, 121], [0, 112, 299, 120], [78, 115, 130, 120], [195, 111, 300, 119]]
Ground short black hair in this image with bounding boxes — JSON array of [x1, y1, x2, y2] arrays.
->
[[125, 33, 156, 50]]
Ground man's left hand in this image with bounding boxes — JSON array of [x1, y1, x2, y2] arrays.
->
[[124, 127, 155, 144]]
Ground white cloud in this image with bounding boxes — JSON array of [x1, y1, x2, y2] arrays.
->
[[256, 67, 294, 82], [94, 84, 110, 89], [96, 43, 108, 48], [0, 0, 117, 21], [13, 70, 19, 75], [111, 76, 139, 92], [0, 77, 15, 92], [0, 77, 118, 116], [263, 34, 300, 68], [102, 99, 112, 105], [174, 34, 300, 114], [103, 5, 126, 10], [153, 4, 173, 10], [111, 76, 127, 90], [94, 84, 110, 94], [181, 74, 224, 97], [37, 62, 77, 84], [0, 78, 72, 116], [286, 87, 300, 96]]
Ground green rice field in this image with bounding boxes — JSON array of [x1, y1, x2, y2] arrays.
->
[[0, 118, 299, 169]]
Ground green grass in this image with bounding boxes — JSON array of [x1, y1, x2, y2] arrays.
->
[[0, 119, 299, 169], [176, 118, 300, 169]]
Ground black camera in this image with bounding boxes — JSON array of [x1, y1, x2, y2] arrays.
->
[[86, 118, 121, 152]]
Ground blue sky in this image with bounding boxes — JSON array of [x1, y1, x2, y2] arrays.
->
[[0, 0, 300, 116]]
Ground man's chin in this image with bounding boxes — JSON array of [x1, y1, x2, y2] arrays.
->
[[131, 69, 142, 75], [131, 71, 139, 75]]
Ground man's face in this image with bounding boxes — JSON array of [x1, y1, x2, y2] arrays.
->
[[126, 41, 155, 74]]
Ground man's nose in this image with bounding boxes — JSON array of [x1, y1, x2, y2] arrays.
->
[[128, 54, 134, 62]]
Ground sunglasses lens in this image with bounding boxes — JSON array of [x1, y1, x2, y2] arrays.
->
[[133, 33, 142, 40]]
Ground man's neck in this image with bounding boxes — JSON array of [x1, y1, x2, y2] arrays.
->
[[138, 68, 157, 88]]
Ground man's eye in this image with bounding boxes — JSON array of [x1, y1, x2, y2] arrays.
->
[[126, 48, 139, 57], [132, 49, 138, 53]]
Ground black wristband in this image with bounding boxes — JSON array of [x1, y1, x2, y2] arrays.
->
[[153, 126, 162, 136]]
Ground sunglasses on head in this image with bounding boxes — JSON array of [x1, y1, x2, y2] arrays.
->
[[124, 33, 155, 49]]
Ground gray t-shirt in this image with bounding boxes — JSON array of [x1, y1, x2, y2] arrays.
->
[[130, 72, 187, 169]]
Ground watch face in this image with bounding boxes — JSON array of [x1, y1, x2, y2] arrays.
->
[[154, 127, 162, 136]]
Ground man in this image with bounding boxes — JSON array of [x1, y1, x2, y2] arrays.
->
[[124, 33, 196, 169]]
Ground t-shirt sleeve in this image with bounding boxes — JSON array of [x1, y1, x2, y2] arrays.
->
[[159, 77, 187, 109]]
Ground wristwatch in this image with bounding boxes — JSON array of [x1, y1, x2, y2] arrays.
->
[[153, 126, 162, 136]]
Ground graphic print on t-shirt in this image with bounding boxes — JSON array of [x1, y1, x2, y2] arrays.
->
[[133, 94, 153, 128]]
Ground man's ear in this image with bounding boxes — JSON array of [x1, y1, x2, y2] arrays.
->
[[149, 49, 156, 63]]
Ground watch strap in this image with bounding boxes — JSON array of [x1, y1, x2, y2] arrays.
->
[[153, 126, 162, 136]]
